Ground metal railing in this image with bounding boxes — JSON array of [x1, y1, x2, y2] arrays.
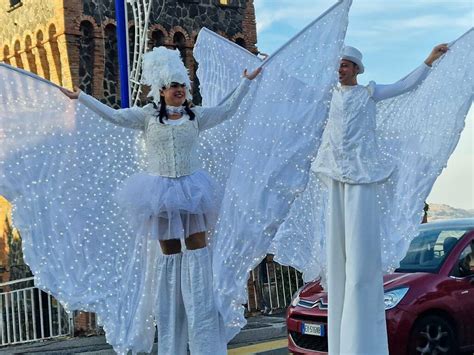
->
[[0, 262, 300, 347], [0, 277, 72, 346], [247, 261, 303, 313]]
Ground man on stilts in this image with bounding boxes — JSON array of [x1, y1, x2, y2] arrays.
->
[[311, 44, 449, 354]]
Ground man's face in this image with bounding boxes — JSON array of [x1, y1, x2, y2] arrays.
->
[[338, 59, 358, 85]]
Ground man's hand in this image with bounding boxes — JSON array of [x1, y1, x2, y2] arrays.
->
[[424, 43, 449, 67], [60, 86, 81, 100], [243, 67, 263, 80]]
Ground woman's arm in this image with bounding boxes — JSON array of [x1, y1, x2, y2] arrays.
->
[[60, 87, 147, 130], [193, 67, 261, 131]]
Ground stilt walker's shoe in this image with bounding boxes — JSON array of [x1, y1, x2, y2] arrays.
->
[[181, 247, 227, 355], [155, 253, 188, 355]]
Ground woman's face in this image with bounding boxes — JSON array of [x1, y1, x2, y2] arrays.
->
[[160, 82, 187, 106]]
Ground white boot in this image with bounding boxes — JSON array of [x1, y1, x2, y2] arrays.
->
[[155, 253, 188, 355], [181, 247, 227, 355]]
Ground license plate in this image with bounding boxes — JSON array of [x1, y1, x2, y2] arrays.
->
[[301, 322, 325, 336]]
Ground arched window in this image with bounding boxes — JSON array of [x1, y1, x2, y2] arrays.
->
[[36, 31, 50, 80], [173, 32, 186, 61], [150, 29, 165, 49], [13, 40, 24, 69], [24, 35, 37, 74], [79, 21, 95, 94], [3, 46, 11, 65], [48, 24, 63, 85], [128, 25, 135, 65], [103, 24, 119, 107]]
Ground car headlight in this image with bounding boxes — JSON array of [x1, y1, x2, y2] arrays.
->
[[290, 286, 304, 307], [384, 287, 409, 310]]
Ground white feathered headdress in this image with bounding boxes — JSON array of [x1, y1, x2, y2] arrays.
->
[[141, 47, 192, 102]]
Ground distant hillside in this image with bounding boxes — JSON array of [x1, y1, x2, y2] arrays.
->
[[428, 203, 474, 221]]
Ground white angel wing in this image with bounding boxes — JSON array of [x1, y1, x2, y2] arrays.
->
[[195, 27, 262, 107], [194, 30, 262, 201], [0, 64, 158, 353], [268, 171, 329, 283], [376, 29, 474, 272], [194, 0, 352, 341]]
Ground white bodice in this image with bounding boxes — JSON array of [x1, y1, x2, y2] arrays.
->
[[313, 85, 392, 184], [145, 117, 200, 177]]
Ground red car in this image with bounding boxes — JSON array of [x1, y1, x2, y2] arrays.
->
[[287, 218, 474, 355]]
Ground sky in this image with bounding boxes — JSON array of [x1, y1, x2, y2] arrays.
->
[[254, 0, 474, 210]]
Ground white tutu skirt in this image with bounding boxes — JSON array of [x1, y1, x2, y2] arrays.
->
[[116, 170, 218, 240]]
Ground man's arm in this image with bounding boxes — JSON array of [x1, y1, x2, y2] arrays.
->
[[424, 43, 449, 66], [372, 43, 448, 102]]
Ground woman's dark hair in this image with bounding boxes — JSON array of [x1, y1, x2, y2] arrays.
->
[[156, 93, 195, 124]]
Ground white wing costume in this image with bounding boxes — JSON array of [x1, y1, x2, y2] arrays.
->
[[194, 14, 473, 344]]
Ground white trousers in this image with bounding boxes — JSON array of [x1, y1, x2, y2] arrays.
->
[[326, 179, 388, 355], [155, 247, 227, 355]]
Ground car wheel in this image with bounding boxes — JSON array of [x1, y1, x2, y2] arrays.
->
[[408, 315, 457, 355]]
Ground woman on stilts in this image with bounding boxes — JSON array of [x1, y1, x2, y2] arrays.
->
[[61, 47, 261, 354]]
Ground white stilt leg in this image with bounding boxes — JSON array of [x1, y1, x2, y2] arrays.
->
[[181, 246, 227, 355], [327, 179, 389, 355], [327, 179, 345, 355], [155, 253, 188, 355], [339, 182, 388, 355]]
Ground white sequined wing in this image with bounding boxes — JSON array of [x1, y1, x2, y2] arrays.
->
[[194, 0, 352, 341], [193, 28, 262, 202], [376, 29, 474, 272], [0, 64, 157, 353], [195, 27, 262, 107]]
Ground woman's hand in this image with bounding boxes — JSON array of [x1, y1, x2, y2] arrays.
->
[[424, 43, 449, 67], [60, 86, 81, 100], [243, 67, 263, 80]]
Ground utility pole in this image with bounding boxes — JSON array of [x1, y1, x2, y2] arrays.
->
[[115, 0, 131, 108]]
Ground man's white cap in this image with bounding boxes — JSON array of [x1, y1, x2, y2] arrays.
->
[[342, 46, 364, 74], [141, 47, 192, 102]]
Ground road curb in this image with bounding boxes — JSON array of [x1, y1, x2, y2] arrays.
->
[[229, 317, 287, 346]]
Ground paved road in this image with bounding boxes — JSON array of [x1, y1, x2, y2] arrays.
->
[[0, 338, 289, 355], [229, 338, 288, 354]]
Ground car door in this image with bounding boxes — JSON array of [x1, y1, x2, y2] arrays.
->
[[449, 235, 474, 347]]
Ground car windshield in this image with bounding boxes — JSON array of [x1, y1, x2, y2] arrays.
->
[[396, 228, 468, 273]]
